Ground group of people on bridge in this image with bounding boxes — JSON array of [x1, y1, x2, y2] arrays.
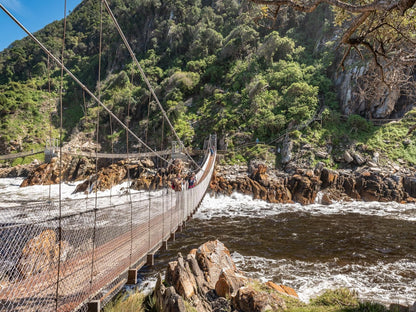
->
[[171, 172, 196, 191]]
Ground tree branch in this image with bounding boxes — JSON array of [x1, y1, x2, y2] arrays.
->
[[247, 0, 395, 13]]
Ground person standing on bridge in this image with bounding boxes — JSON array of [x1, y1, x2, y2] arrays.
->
[[188, 173, 196, 189], [172, 173, 183, 191]]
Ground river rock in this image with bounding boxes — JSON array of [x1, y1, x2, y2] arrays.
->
[[320, 168, 338, 188], [215, 268, 246, 298], [17, 230, 72, 279], [265, 281, 298, 298], [157, 240, 297, 312], [287, 174, 320, 205], [211, 164, 416, 204], [154, 273, 187, 312], [233, 286, 286, 312]]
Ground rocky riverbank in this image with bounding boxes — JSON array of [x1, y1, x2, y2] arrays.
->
[[152, 239, 299, 312], [114, 240, 416, 312], [210, 162, 416, 205], [2, 155, 416, 205]]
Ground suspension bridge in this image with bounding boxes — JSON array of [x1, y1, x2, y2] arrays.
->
[[0, 1, 216, 311]]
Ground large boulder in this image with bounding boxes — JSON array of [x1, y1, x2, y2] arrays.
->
[[17, 230, 72, 279], [233, 286, 286, 312], [158, 240, 297, 312]]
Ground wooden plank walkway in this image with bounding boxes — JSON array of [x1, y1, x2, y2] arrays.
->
[[0, 152, 215, 312]]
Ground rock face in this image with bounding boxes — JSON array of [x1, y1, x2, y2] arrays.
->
[[211, 164, 414, 205], [335, 59, 413, 119], [154, 240, 297, 312]]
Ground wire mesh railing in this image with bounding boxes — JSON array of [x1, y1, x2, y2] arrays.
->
[[0, 142, 216, 312]]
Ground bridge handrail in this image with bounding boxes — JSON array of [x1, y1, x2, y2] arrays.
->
[[0, 149, 44, 160], [0, 137, 216, 312]]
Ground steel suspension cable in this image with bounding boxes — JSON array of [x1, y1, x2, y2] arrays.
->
[[0, 4, 171, 166], [101, 0, 201, 170], [127, 69, 134, 268], [47, 54, 52, 201], [55, 0, 67, 309], [90, 0, 103, 296]]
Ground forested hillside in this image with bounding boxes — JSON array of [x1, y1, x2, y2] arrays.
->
[[1, 0, 415, 168]]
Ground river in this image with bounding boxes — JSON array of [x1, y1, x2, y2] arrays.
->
[[1, 178, 416, 305], [140, 192, 416, 306]]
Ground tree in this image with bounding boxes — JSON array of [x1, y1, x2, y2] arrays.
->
[[248, 0, 416, 74]]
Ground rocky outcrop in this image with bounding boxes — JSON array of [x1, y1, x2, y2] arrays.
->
[[335, 59, 413, 120], [20, 155, 97, 187], [154, 240, 297, 312], [18, 154, 183, 193], [0, 162, 38, 178], [211, 164, 415, 205]]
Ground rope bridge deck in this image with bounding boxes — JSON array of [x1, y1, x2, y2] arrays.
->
[[0, 149, 216, 312]]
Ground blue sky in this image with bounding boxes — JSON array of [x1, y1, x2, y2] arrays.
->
[[0, 0, 82, 51]]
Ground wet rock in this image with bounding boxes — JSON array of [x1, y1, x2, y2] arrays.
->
[[287, 174, 320, 205], [320, 168, 338, 188], [154, 240, 299, 312], [161, 240, 248, 312], [166, 253, 197, 299], [211, 164, 415, 204], [196, 240, 240, 287]]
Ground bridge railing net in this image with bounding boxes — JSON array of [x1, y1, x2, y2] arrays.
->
[[0, 148, 215, 312]]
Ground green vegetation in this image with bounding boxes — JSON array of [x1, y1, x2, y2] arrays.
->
[[105, 286, 392, 312], [0, 0, 335, 161], [0, 0, 414, 168], [103, 290, 146, 312]]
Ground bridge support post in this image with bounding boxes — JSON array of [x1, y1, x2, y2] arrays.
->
[[87, 300, 100, 312], [178, 224, 183, 232], [127, 269, 138, 285], [147, 253, 154, 267], [161, 240, 168, 251], [170, 232, 175, 241]]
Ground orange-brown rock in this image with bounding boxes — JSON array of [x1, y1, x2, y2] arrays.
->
[[265, 281, 299, 298], [233, 286, 286, 312], [17, 230, 72, 279], [156, 240, 299, 312], [215, 269, 247, 298]]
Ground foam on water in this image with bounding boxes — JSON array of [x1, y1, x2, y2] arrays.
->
[[2, 179, 416, 305], [232, 252, 416, 305], [195, 193, 416, 305], [195, 192, 416, 221], [0, 178, 164, 225]]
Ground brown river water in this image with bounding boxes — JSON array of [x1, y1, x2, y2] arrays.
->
[[0, 179, 415, 305], [138, 192, 416, 305]]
